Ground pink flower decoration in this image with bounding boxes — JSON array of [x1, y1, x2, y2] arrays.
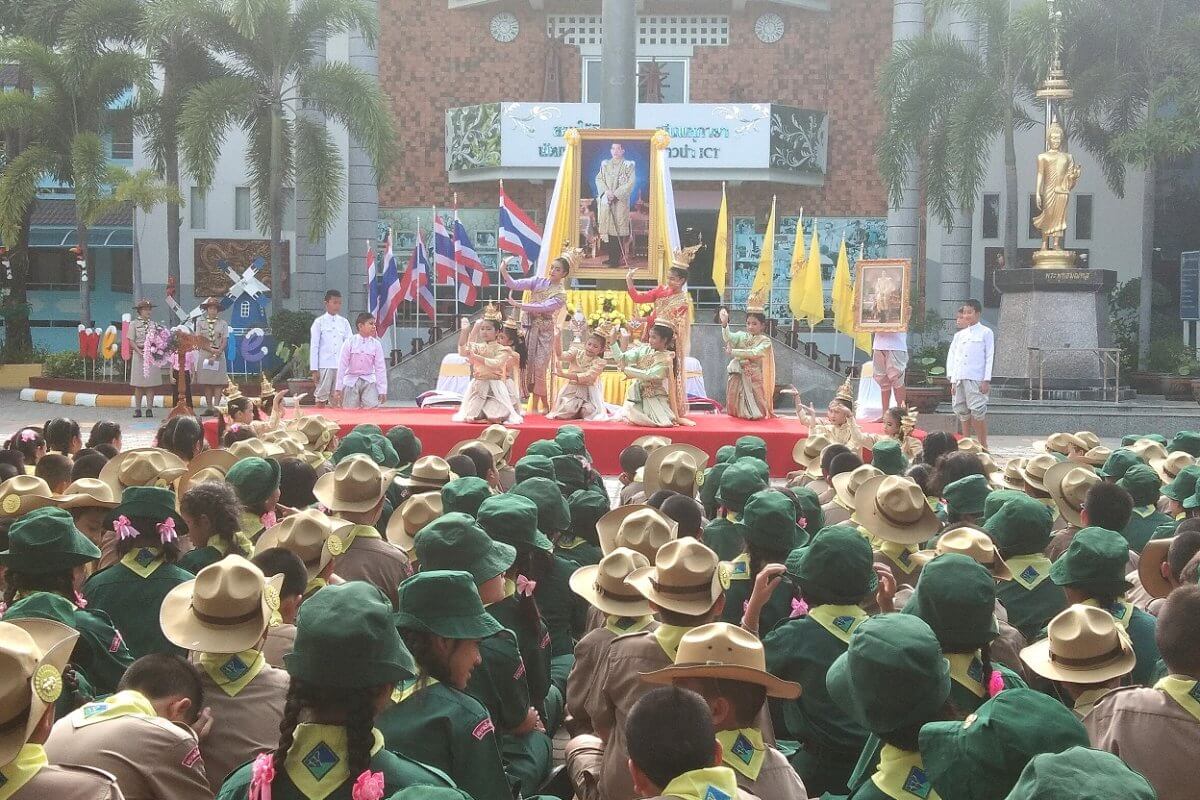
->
[[73, 591, 87, 609], [797, 516, 808, 530], [515, 574, 537, 597], [351, 770, 385, 800], [790, 597, 809, 619], [157, 518, 178, 544], [987, 669, 1005, 698], [260, 510, 277, 529], [249, 753, 275, 800], [229, 423, 243, 433], [19, 429, 36, 443], [114, 515, 140, 541]]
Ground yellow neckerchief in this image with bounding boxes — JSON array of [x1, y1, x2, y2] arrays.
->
[[725, 511, 739, 523], [871, 744, 941, 800], [120, 546, 165, 578], [0, 744, 48, 800], [807, 604, 869, 644], [500, 578, 518, 601], [209, 531, 256, 558], [342, 524, 382, 547], [729, 553, 752, 581], [659, 766, 741, 800], [1036, 497, 1061, 519], [71, 689, 157, 728], [1082, 597, 1135, 630], [391, 676, 439, 705], [716, 727, 767, 782], [946, 652, 988, 698], [557, 535, 586, 550], [284, 723, 385, 800], [1005, 554, 1053, 590], [653, 624, 692, 660], [1154, 675, 1200, 722], [305, 577, 327, 598], [1132, 505, 1158, 518], [198, 648, 267, 697], [877, 540, 920, 575], [604, 614, 653, 636], [240, 510, 266, 535], [1073, 687, 1113, 719]]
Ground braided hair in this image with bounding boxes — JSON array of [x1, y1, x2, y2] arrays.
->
[[2, 568, 75, 607], [509, 549, 551, 632], [114, 514, 182, 562], [271, 680, 380, 786]]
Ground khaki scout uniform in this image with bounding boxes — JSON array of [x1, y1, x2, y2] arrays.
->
[[331, 525, 411, 602], [45, 690, 211, 800], [262, 622, 297, 669], [0, 752, 122, 800], [566, 615, 655, 733], [195, 651, 289, 792]]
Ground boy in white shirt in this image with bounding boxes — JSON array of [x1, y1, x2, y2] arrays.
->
[[946, 298, 995, 448], [309, 289, 353, 407], [335, 313, 388, 408]]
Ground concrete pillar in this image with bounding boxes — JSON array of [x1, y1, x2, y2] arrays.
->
[[938, 8, 977, 320], [294, 37, 327, 313], [886, 0, 924, 269], [347, 8, 381, 318], [600, 0, 637, 128]]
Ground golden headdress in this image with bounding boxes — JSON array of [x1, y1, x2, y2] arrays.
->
[[651, 317, 677, 335], [259, 372, 276, 398], [592, 318, 618, 343], [482, 302, 503, 322], [901, 407, 918, 436], [557, 247, 586, 272], [503, 311, 520, 331], [223, 376, 243, 403], [835, 377, 854, 404], [671, 244, 704, 271], [746, 285, 768, 315]]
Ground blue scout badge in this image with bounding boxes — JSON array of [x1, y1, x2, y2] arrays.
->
[[731, 733, 755, 765], [302, 742, 340, 780], [903, 766, 932, 799], [220, 655, 250, 682]]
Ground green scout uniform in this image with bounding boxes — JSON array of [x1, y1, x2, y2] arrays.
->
[[702, 463, 767, 561], [1117, 465, 1172, 553], [556, 489, 609, 568], [983, 495, 1067, 641], [722, 492, 808, 633], [441, 477, 492, 518], [227, 457, 282, 542], [177, 533, 255, 574], [870, 439, 908, 476], [1123, 506, 1173, 553], [699, 462, 731, 520], [1006, 745, 1157, 800], [763, 527, 877, 796]]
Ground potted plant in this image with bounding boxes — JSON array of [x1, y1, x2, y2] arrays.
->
[[905, 358, 946, 413], [270, 309, 316, 405], [1164, 363, 1195, 402]]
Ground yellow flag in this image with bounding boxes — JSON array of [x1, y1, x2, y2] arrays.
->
[[711, 184, 729, 298], [832, 238, 872, 354], [796, 228, 825, 328], [750, 197, 776, 304], [787, 210, 807, 321]]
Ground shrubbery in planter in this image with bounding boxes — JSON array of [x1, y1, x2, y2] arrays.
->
[[42, 351, 86, 379]]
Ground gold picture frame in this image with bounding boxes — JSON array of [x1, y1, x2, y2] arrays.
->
[[854, 258, 911, 332], [569, 128, 662, 281]]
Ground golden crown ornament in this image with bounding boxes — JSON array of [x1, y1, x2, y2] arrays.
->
[[558, 247, 586, 272], [223, 376, 243, 402], [746, 285, 768, 315], [671, 244, 704, 271], [503, 311, 520, 332], [836, 377, 854, 404], [483, 302, 504, 322]]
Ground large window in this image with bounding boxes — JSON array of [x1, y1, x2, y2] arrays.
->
[[234, 187, 253, 231], [583, 57, 688, 103], [110, 249, 132, 292], [981, 193, 1000, 240], [190, 187, 207, 230], [108, 111, 133, 160], [26, 249, 77, 289], [1075, 194, 1093, 240]]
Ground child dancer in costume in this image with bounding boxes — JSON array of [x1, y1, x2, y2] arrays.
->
[[501, 250, 575, 415], [719, 287, 776, 420], [612, 319, 683, 428], [548, 320, 615, 421], [453, 304, 523, 425], [497, 313, 526, 408], [799, 379, 870, 451]]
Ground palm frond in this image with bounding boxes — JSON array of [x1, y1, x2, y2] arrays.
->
[[178, 75, 258, 191], [294, 115, 345, 242], [245, 109, 295, 234], [0, 39, 67, 97], [72, 133, 110, 226], [0, 145, 55, 246], [59, 0, 144, 51], [226, 0, 272, 39], [292, 0, 378, 49], [0, 91, 52, 136], [298, 61, 396, 175]]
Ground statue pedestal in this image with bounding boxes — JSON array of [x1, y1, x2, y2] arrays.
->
[[993, 268, 1117, 389]]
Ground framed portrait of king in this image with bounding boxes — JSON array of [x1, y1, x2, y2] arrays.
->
[[569, 129, 662, 281], [854, 258, 911, 332]]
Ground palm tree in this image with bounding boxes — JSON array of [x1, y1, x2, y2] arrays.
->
[[148, 0, 396, 299], [92, 167, 183, 299]]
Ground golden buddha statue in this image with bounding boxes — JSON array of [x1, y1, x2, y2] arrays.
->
[[1031, 121, 1082, 268]]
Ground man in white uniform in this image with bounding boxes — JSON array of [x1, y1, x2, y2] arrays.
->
[[309, 289, 353, 407], [946, 298, 995, 449]]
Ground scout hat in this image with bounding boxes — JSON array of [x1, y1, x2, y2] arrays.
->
[[919, 688, 1090, 800], [200, 296, 222, 309], [716, 445, 736, 464], [832, 464, 884, 511], [394, 570, 504, 640], [0, 618, 78, 764], [1074, 431, 1101, 451], [413, 512, 516, 584], [942, 474, 992, 519], [641, 622, 801, 699], [743, 490, 807, 551], [643, 444, 708, 496], [226, 457, 281, 508], [509, 477, 570, 534], [286, 581, 415, 688], [395, 456, 455, 489], [996, 458, 1027, 491], [476, 493, 552, 553], [1183, 478, 1200, 511], [631, 435, 671, 453], [1033, 432, 1086, 457], [515, 454, 555, 483], [288, 416, 338, 452], [99, 447, 186, 494], [1073, 446, 1110, 469], [1137, 536, 1176, 599], [478, 424, 518, 464], [981, 489, 1027, 526], [596, 505, 678, 559], [524, 439, 563, 459], [1004, 746, 1157, 800], [792, 433, 832, 471], [627, 538, 724, 615], [826, 613, 950, 734], [983, 495, 1053, 556], [447, 438, 503, 463], [0, 475, 57, 517], [1017, 454, 1058, 493], [936, 527, 1012, 580], [698, 462, 728, 517], [1044, 461, 1100, 527], [903, 554, 999, 649], [856, 475, 940, 544], [1096, 448, 1141, 480], [555, 426, 590, 458], [1153, 450, 1195, 484], [178, 449, 238, 496], [714, 462, 766, 512], [734, 436, 767, 463], [386, 493, 443, 552], [227, 438, 285, 461], [104, 485, 187, 535], [1169, 430, 1200, 457], [870, 439, 908, 476], [786, 526, 878, 602], [1049, 527, 1132, 591], [313, 454, 395, 513], [1117, 464, 1162, 506], [440, 476, 492, 518], [161, 555, 283, 654], [133, 298, 154, 310], [0, 507, 100, 574], [1019, 604, 1135, 684], [958, 437, 984, 454], [1127, 438, 1168, 464], [568, 489, 609, 545], [569, 547, 652, 617], [551, 454, 590, 496], [256, 509, 350, 581], [333, 432, 399, 468], [53, 478, 119, 510]]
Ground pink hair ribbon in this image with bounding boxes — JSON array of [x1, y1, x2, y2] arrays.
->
[[248, 753, 275, 800], [157, 518, 178, 544], [114, 515, 139, 541], [19, 429, 37, 443], [516, 575, 537, 597]]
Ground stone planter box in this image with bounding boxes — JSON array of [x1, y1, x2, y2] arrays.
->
[[0, 364, 42, 389]]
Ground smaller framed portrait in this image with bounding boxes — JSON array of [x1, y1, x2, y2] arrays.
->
[[854, 258, 911, 332]]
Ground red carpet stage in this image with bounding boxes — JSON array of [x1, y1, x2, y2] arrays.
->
[[205, 408, 911, 475]]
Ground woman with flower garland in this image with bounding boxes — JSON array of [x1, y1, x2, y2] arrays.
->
[[129, 298, 164, 417]]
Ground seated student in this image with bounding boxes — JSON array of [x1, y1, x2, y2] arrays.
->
[[83, 486, 194, 658], [1050, 526, 1161, 685], [278, 458, 319, 509], [386, 425, 422, 473], [440, 476, 491, 518], [445, 454, 477, 479], [0, 618, 124, 799], [45, 653, 211, 799], [625, 686, 755, 800], [178, 480, 253, 573], [567, 538, 727, 800], [1118, 464, 1174, 553], [85, 420, 122, 451], [314, 454, 411, 608], [641, 623, 807, 800], [823, 463, 881, 528], [701, 463, 767, 562], [1021, 604, 1135, 718], [786, 433, 831, 488], [941, 473, 992, 528], [216, 582, 454, 799], [255, 508, 345, 601], [1043, 461, 1101, 539], [1007, 745, 1157, 800], [161, 555, 288, 793], [457, 443, 499, 489], [1086, 583, 1200, 800], [1047, 480, 1134, 567], [252, 547, 309, 668], [856, 475, 939, 590], [722, 491, 806, 633], [618, 445, 649, 506], [380, 571, 513, 800], [52, 478, 119, 556], [869, 438, 908, 477], [1157, 464, 1199, 524], [1130, 528, 1200, 614], [1019, 453, 1067, 522], [826, 614, 951, 800], [34, 454, 72, 495], [559, 489, 609, 567], [70, 451, 109, 481], [566, 548, 656, 735], [225, 456, 282, 541], [983, 494, 1068, 641], [919, 430, 957, 467], [919, 688, 1091, 800], [747, 526, 879, 796]]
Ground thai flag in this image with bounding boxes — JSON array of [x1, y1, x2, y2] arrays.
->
[[453, 213, 490, 306], [400, 226, 436, 318], [367, 238, 384, 323], [377, 237, 404, 335], [433, 212, 456, 284], [498, 184, 542, 269]]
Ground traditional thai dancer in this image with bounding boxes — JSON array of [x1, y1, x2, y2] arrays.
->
[[501, 249, 575, 414], [498, 312, 526, 410], [798, 378, 871, 451], [719, 287, 776, 420], [453, 304, 523, 425], [612, 319, 683, 428], [547, 319, 615, 421], [625, 245, 701, 421]]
